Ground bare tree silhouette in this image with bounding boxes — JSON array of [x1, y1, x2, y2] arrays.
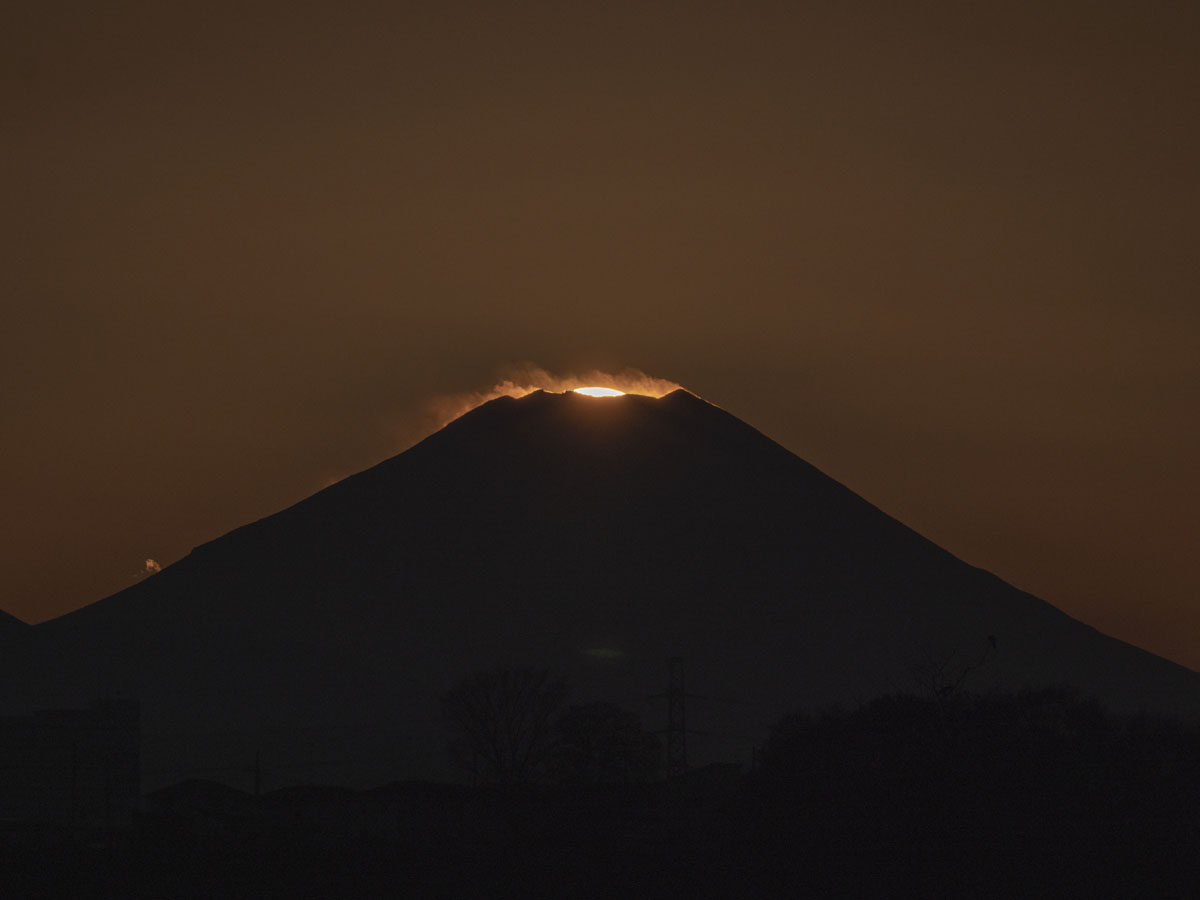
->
[[909, 636, 997, 706], [441, 665, 567, 783]]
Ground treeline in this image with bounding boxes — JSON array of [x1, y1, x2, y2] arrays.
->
[[3, 685, 1198, 899], [757, 686, 1199, 806], [736, 687, 1200, 899], [440, 665, 661, 785]]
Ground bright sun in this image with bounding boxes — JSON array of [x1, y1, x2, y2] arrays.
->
[[573, 387, 626, 397]]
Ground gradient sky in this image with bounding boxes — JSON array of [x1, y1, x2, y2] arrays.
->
[[4, 1, 1198, 669]]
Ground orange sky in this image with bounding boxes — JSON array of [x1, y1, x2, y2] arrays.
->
[[3, 1, 1197, 669]]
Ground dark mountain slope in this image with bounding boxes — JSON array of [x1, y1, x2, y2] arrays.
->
[[6, 389, 1196, 787]]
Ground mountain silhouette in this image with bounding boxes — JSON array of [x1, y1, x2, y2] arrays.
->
[[0, 608, 29, 636], [3, 389, 1196, 788]]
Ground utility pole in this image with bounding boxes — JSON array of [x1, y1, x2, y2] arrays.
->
[[69, 740, 79, 829], [666, 656, 687, 781], [246, 750, 263, 797]]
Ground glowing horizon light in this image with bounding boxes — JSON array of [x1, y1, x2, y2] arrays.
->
[[573, 387, 625, 397]]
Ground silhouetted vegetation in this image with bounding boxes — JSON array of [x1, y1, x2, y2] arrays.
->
[[741, 687, 1200, 898], [440, 665, 567, 783], [551, 701, 661, 785], [3, 687, 1198, 899], [440, 668, 660, 788]]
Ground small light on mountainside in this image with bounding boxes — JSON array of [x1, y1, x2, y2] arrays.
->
[[573, 387, 625, 397], [132, 558, 161, 582]]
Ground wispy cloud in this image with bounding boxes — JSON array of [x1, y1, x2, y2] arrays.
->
[[428, 363, 682, 430]]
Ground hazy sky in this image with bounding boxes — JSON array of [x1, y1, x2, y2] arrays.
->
[[4, 1, 1198, 668]]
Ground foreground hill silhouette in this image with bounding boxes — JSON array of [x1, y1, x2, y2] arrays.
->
[[2, 389, 1196, 788]]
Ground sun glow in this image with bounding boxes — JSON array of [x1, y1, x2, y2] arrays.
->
[[427, 366, 683, 431]]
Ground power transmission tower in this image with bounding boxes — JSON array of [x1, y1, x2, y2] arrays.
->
[[666, 656, 687, 781]]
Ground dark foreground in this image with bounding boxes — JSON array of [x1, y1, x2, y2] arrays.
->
[[4, 689, 1198, 899]]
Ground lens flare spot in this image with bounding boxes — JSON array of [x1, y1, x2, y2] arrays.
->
[[573, 387, 626, 397]]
